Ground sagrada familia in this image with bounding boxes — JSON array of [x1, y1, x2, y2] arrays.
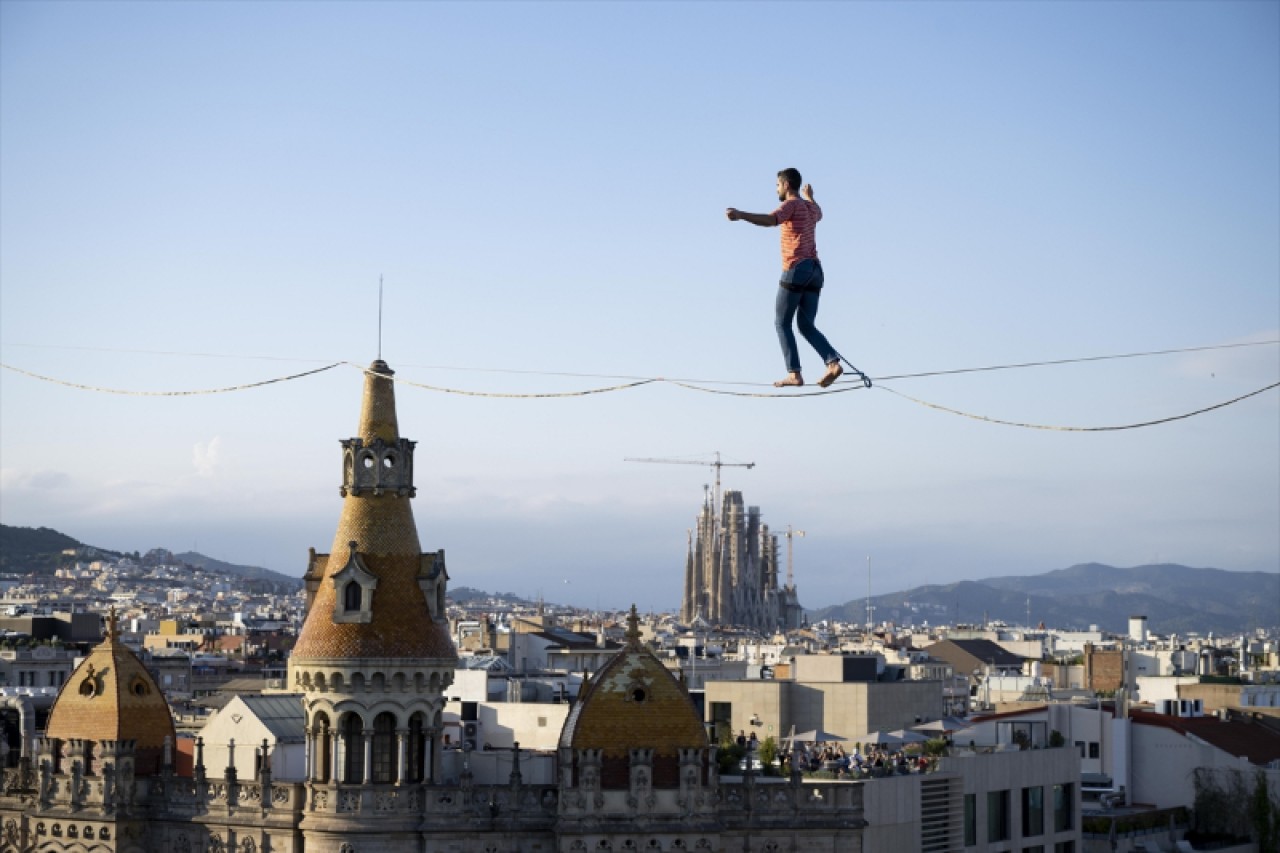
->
[[680, 491, 804, 632], [0, 360, 864, 852]]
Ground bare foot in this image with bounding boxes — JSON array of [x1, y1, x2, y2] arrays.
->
[[818, 362, 844, 388], [774, 373, 804, 388]]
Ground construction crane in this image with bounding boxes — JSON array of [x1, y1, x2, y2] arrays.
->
[[623, 451, 755, 519], [781, 525, 805, 589]]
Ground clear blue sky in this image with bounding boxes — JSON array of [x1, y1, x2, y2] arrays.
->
[[2, 1, 1277, 615]]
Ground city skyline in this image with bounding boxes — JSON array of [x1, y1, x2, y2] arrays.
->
[[2, 2, 1277, 612]]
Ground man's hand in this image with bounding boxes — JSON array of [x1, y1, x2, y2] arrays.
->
[[801, 184, 816, 202], [726, 208, 777, 227]]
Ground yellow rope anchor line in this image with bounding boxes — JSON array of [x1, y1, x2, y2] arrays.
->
[[877, 381, 1280, 432], [0, 361, 344, 396], [664, 379, 867, 398], [348, 362, 662, 398], [2, 340, 1277, 431]]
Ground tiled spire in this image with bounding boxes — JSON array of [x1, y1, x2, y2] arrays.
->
[[291, 360, 455, 662]]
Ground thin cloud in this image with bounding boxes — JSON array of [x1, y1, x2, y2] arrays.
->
[[192, 436, 223, 478], [0, 468, 72, 490]]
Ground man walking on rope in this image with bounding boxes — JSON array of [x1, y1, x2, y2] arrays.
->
[[726, 168, 843, 388]]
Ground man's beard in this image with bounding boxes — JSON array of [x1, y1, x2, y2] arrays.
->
[[778, 191, 786, 201]]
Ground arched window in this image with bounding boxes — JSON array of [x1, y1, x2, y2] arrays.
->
[[371, 712, 397, 783], [314, 712, 331, 783], [406, 712, 426, 783], [342, 713, 364, 784], [343, 581, 362, 613]]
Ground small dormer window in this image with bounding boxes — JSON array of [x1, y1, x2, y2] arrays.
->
[[331, 541, 377, 625], [78, 663, 98, 697], [343, 580, 362, 613]]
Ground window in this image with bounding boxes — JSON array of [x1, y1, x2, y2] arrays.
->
[[371, 712, 396, 783], [964, 793, 977, 846], [1022, 786, 1044, 837], [1075, 740, 1085, 757], [987, 789, 1010, 842], [1022, 847, 1045, 853], [406, 713, 426, 783], [1088, 742, 1100, 759], [343, 581, 362, 613], [1053, 783, 1074, 832], [1054, 843, 1075, 853], [314, 713, 331, 783], [342, 714, 364, 784]]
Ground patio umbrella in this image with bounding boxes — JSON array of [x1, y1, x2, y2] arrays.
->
[[790, 729, 847, 743], [911, 716, 973, 735], [886, 729, 929, 744], [849, 730, 904, 746]]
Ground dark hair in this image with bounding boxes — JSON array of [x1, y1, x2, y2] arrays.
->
[[777, 168, 802, 192]]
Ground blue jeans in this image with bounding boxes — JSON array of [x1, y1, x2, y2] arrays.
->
[[775, 258, 838, 373]]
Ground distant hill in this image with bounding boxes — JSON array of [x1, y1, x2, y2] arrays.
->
[[174, 552, 302, 592], [0, 524, 123, 574], [0, 524, 300, 592], [449, 586, 535, 605], [807, 563, 1280, 637]]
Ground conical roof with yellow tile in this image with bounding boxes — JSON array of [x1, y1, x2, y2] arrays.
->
[[291, 360, 457, 662], [559, 605, 707, 759], [44, 609, 176, 775]]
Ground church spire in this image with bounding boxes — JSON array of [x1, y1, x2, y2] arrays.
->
[[291, 358, 454, 662], [357, 359, 400, 443], [340, 361, 416, 499]]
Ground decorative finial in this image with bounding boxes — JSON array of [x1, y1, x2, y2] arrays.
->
[[107, 606, 119, 641], [626, 604, 642, 646]]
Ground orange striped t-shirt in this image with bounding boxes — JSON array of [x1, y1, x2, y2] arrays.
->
[[773, 199, 822, 269]]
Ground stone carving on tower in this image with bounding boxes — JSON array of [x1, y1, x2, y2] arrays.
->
[[680, 490, 804, 630]]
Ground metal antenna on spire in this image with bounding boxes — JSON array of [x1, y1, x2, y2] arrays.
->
[[378, 274, 384, 360]]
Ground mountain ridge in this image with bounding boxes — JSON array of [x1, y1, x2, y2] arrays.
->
[[0, 524, 300, 590], [4, 526, 1275, 634], [807, 563, 1279, 636]]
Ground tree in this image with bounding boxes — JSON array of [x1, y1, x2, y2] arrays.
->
[[1250, 770, 1278, 853], [716, 733, 745, 775], [757, 736, 779, 775]]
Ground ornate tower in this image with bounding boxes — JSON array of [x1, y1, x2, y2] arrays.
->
[[289, 359, 458, 851], [557, 605, 716, 840], [43, 609, 175, 773]]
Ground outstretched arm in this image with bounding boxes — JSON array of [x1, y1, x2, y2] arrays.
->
[[725, 208, 777, 227]]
